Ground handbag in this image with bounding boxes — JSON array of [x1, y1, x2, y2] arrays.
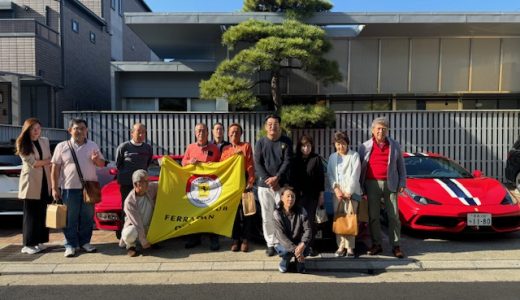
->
[[46, 200, 67, 229], [315, 205, 328, 224], [332, 201, 358, 236], [67, 141, 101, 204], [242, 191, 256, 216]]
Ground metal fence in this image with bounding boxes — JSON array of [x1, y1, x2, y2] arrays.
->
[[0, 124, 68, 144], [62, 110, 520, 182]]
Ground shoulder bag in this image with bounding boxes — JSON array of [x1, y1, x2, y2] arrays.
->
[[67, 141, 101, 204]]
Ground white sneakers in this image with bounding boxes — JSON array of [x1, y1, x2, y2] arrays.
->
[[21, 246, 41, 255], [81, 243, 97, 253], [64, 247, 75, 257], [20, 244, 49, 254]]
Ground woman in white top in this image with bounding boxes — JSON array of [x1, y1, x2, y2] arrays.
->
[[327, 131, 362, 257]]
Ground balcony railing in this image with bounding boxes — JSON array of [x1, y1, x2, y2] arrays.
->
[[0, 19, 60, 46]]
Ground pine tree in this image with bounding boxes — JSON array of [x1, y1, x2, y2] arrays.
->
[[200, 0, 341, 112]]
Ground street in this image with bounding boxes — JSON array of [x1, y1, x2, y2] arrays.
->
[[1, 216, 520, 299]]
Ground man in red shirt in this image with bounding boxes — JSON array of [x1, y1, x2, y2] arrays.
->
[[182, 123, 221, 250], [358, 117, 407, 258]]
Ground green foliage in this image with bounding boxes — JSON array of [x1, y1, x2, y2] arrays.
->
[[243, 0, 333, 19], [199, 19, 342, 109], [280, 104, 335, 128]]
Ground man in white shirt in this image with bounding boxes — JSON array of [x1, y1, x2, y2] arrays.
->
[[51, 118, 105, 257]]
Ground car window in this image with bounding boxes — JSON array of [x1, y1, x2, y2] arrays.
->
[[405, 156, 472, 179]]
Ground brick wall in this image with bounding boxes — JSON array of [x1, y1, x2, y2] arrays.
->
[[0, 37, 36, 76]]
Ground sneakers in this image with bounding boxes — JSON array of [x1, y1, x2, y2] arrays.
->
[[266, 246, 276, 257], [81, 243, 97, 253], [392, 246, 405, 259], [37, 243, 47, 251], [278, 257, 290, 273], [127, 247, 138, 257], [367, 244, 383, 256], [64, 247, 75, 258], [21, 246, 41, 255], [296, 262, 306, 274]]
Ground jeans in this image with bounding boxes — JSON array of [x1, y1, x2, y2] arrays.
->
[[62, 189, 94, 249], [257, 187, 281, 247], [275, 243, 310, 272]]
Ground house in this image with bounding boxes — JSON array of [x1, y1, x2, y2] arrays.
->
[[0, 0, 155, 127], [112, 12, 520, 112]]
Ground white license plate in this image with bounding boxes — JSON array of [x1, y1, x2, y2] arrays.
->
[[467, 213, 492, 226], [315, 230, 323, 239]]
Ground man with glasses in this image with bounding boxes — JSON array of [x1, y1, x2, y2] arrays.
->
[[358, 117, 407, 258], [254, 115, 293, 256]]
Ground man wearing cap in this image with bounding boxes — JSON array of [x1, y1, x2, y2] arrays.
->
[[119, 169, 158, 257], [254, 114, 293, 256]]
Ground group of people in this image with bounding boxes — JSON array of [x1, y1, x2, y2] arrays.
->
[[16, 114, 406, 274]]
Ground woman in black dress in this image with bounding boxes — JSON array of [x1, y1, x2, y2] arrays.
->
[[16, 118, 53, 254], [292, 135, 324, 255]]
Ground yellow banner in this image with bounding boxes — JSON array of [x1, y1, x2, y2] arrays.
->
[[146, 155, 245, 244]]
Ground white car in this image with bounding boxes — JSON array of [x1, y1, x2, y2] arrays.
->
[[0, 152, 23, 216]]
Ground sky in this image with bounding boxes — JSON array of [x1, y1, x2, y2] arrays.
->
[[145, 0, 520, 13]]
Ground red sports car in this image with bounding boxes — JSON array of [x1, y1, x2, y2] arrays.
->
[[400, 153, 520, 233], [94, 155, 183, 235]]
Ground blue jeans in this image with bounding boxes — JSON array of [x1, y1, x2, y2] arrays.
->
[[62, 189, 94, 249], [275, 243, 310, 272]]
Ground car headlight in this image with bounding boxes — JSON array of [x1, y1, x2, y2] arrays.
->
[[96, 212, 120, 221], [501, 190, 517, 205], [403, 188, 441, 205]]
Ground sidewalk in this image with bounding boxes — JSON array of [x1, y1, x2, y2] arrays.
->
[[2, 229, 520, 275]]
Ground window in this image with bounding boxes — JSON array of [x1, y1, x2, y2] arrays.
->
[[71, 20, 79, 33], [111, 0, 116, 10], [45, 6, 51, 26], [89, 31, 96, 44], [118, 0, 123, 16]]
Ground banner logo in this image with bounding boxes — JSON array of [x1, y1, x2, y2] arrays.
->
[[186, 175, 222, 208]]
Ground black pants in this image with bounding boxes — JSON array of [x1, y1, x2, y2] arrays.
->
[[300, 193, 318, 247], [23, 180, 51, 247], [232, 203, 252, 241]]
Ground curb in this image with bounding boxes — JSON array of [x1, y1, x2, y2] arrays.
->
[[2, 258, 520, 275]]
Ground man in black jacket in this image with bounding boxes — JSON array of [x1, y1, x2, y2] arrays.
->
[[254, 115, 293, 256]]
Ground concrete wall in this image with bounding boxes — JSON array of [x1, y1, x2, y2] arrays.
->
[[287, 37, 520, 95]]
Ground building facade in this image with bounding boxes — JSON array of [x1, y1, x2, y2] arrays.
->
[[0, 0, 154, 126], [112, 12, 520, 112]]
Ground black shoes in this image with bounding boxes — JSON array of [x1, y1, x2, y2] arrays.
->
[[266, 246, 276, 257]]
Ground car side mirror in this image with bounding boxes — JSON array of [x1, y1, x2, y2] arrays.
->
[[472, 170, 482, 178]]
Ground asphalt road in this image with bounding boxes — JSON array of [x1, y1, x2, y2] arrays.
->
[[1, 282, 519, 300]]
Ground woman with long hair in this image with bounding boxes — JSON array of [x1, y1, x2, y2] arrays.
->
[[292, 134, 324, 255], [16, 118, 53, 254]]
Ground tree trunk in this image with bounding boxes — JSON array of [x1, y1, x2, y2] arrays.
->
[[271, 71, 282, 111]]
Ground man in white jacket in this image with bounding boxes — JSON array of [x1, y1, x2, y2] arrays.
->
[[119, 169, 158, 257]]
